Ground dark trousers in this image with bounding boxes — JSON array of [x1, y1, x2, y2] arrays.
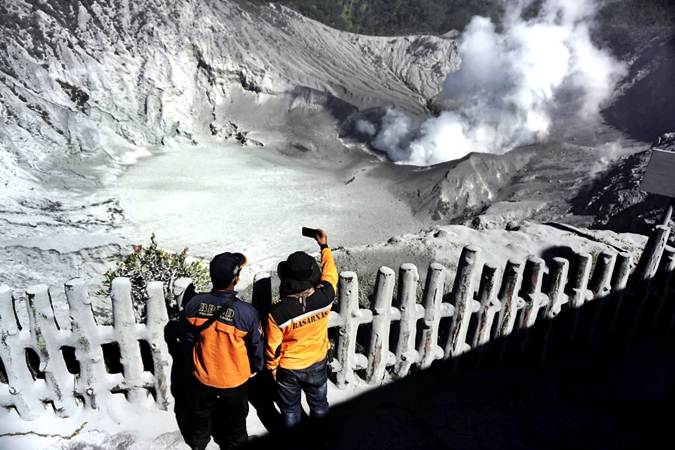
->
[[276, 358, 329, 427], [185, 379, 249, 450]]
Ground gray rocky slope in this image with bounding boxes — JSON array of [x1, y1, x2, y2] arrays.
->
[[0, 0, 456, 200], [573, 133, 675, 242]]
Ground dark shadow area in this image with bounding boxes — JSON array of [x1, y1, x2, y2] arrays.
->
[[251, 276, 272, 322], [247, 277, 675, 450], [0, 356, 8, 384], [60, 345, 80, 375], [101, 342, 123, 374], [540, 245, 577, 267], [355, 324, 372, 381], [181, 283, 198, 311], [248, 370, 284, 433], [138, 339, 155, 374], [327, 327, 340, 385], [289, 86, 359, 124], [24, 348, 45, 380], [163, 283, 199, 442], [164, 318, 193, 442]]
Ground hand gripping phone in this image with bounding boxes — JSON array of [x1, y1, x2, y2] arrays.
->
[[302, 227, 319, 238]]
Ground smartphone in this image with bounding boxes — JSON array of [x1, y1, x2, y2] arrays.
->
[[302, 227, 319, 238]]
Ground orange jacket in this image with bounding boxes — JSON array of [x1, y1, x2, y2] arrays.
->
[[183, 291, 263, 388], [266, 248, 338, 371]]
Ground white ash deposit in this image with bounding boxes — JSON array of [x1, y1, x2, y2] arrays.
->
[[0, 0, 658, 298], [0, 0, 673, 447]]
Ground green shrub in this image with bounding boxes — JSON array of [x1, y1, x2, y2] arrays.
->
[[98, 234, 210, 321]]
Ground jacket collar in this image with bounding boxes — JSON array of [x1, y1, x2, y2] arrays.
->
[[286, 287, 315, 300], [280, 278, 315, 297], [211, 289, 238, 297]]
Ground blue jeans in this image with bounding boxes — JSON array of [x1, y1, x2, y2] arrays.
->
[[276, 358, 329, 427]]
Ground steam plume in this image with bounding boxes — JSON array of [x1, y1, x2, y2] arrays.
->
[[370, 0, 626, 165]]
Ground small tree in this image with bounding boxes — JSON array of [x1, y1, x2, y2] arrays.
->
[[98, 234, 210, 320]]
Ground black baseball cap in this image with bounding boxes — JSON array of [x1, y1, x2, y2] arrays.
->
[[210, 252, 247, 289]]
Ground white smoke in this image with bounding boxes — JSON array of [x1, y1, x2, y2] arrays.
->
[[370, 0, 626, 166]]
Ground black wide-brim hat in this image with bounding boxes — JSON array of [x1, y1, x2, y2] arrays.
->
[[277, 251, 321, 294]]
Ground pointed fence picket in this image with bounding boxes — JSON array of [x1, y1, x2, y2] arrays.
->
[[418, 263, 447, 369], [394, 264, 424, 377], [473, 263, 500, 348], [588, 251, 617, 338], [365, 267, 397, 383], [0, 224, 672, 421]]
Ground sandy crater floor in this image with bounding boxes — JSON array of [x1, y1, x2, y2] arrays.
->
[[113, 140, 423, 269]]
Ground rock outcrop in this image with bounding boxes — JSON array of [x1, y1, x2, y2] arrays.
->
[[573, 133, 675, 241]]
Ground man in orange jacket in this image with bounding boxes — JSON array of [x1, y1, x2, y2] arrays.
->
[[266, 229, 338, 427], [182, 252, 263, 450]]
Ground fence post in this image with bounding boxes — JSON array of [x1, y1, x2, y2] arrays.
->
[[111, 278, 145, 405], [588, 252, 617, 338], [446, 246, 481, 358], [394, 264, 424, 377], [652, 248, 675, 329], [607, 253, 633, 335], [418, 263, 446, 368], [65, 279, 108, 411], [569, 252, 593, 338], [25, 285, 78, 417], [0, 285, 43, 419], [335, 272, 360, 388], [590, 251, 617, 298], [634, 225, 671, 280], [473, 264, 501, 347], [518, 257, 548, 330], [366, 267, 396, 384], [252, 272, 272, 320], [146, 281, 173, 410], [539, 257, 570, 364], [516, 257, 549, 358], [496, 259, 525, 338], [630, 225, 671, 338], [545, 258, 570, 320]]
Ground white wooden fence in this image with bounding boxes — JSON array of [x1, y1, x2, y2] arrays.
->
[[0, 279, 172, 419], [0, 225, 673, 420]]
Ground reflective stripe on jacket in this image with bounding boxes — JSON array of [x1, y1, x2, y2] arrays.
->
[[266, 248, 338, 371], [183, 290, 264, 388]]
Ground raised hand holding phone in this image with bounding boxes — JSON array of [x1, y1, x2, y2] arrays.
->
[[302, 227, 328, 247], [314, 229, 328, 247]]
